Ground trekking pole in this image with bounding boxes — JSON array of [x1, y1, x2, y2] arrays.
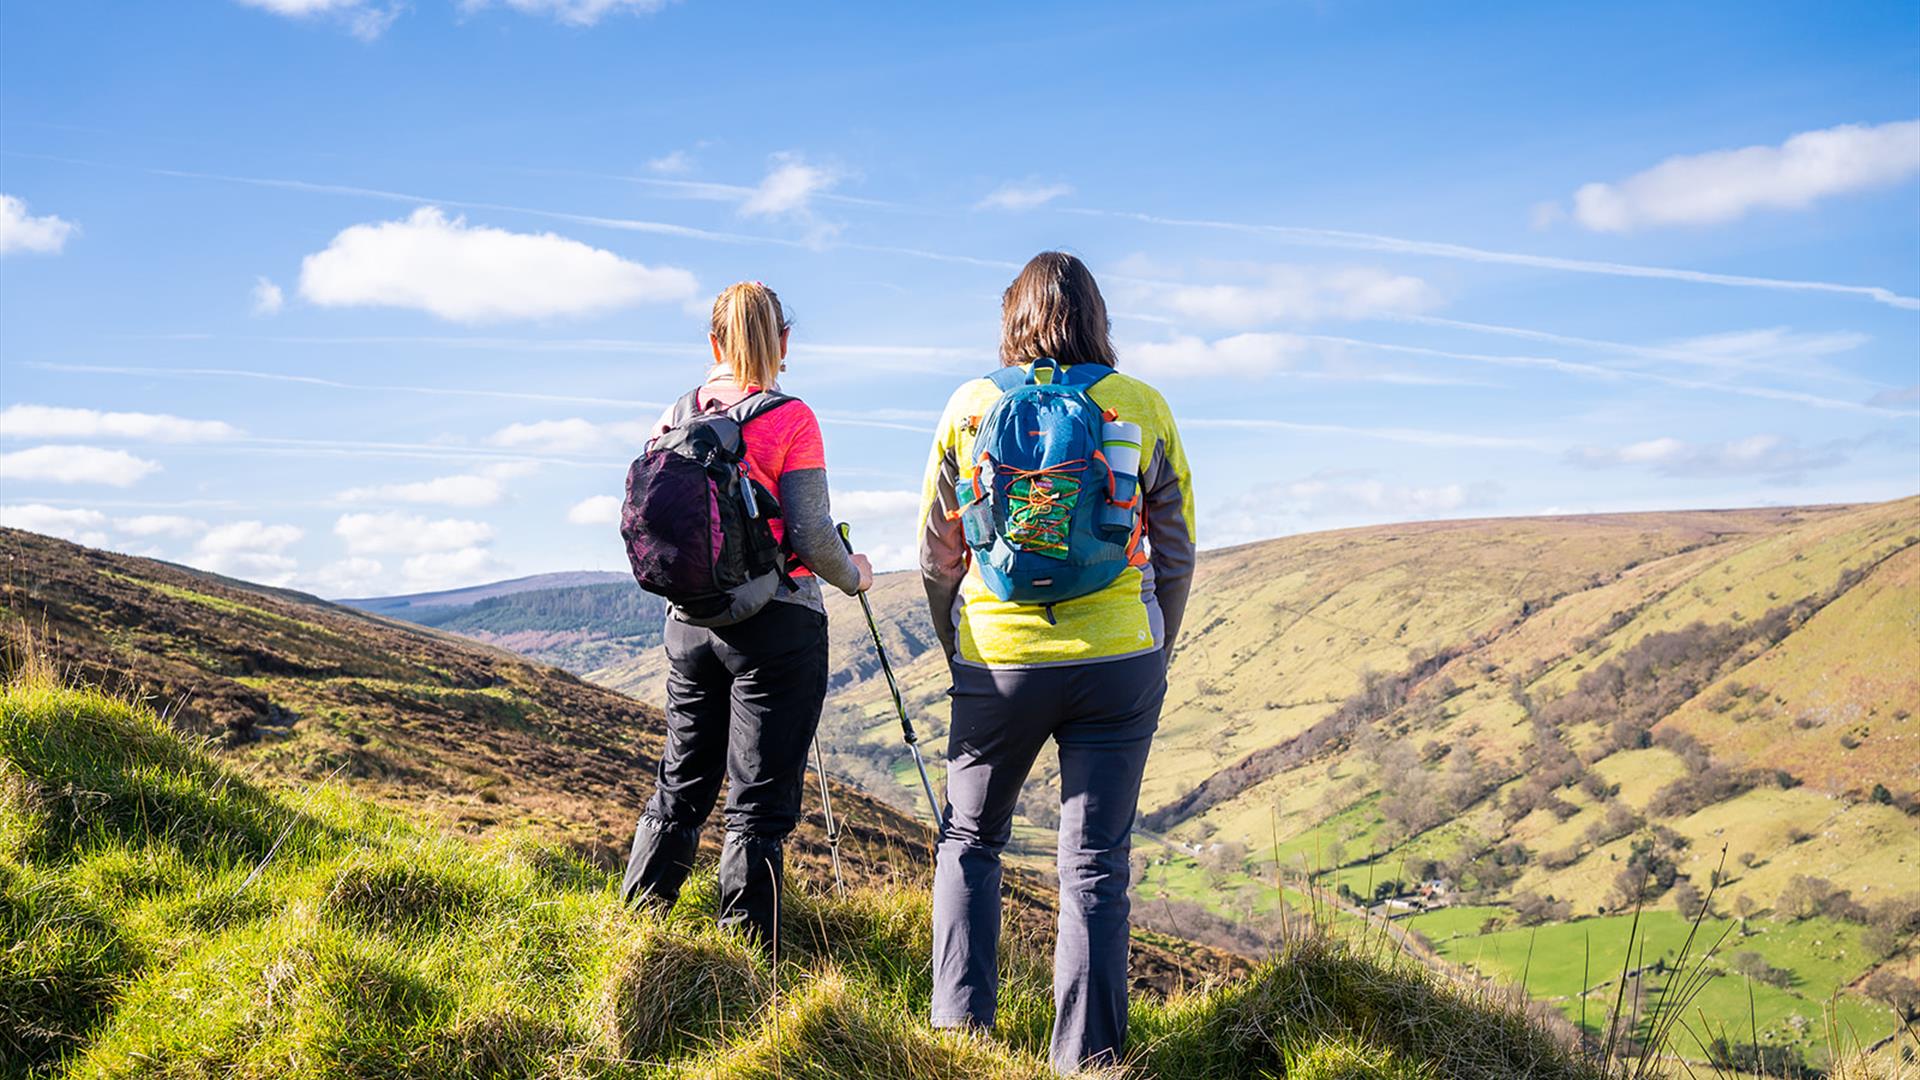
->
[[812, 735, 846, 896], [838, 523, 947, 834]]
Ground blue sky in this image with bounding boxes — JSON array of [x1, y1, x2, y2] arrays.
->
[[1, 0, 1916, 596]]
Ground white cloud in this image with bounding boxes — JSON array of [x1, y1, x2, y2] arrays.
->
[[0, 504, 109, 546], [297, 206, 698, 322], [459, 0, 671, 25], [251, 276, 285, 316], [336, 462, 535, 508], [1128, 333, 1314, 379], [1664, 326, 1869, 365], [647, 150, 693, 175], [488, 418, 605, 455], [234, 0, 400, 39], [339, 474, 505, 507], [1144, 264, 1439, 327], [197, 520, 303, 554], [114, 514, 206, 539], [307, 556, 385, 596], [402, 547, 503, 590], [0, 404, 241, 443], [1212, 474, 1501, 545], [189, 520, 304, 586], [976, 181, 1073, 211], [1278, 478, 1488, 517], [486, 417, 650, 455], [0, 194, 76, 255], [1569, 119, 1920, 232], [740, 153, 840, 218], [567, 494, 622, 525], [1567, 435, 1847, 478], [335, 511, 495, 555], [0, 446, 160, 487], [832, 489, 921, 573]]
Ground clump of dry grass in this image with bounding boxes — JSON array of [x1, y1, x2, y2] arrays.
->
[[324, 854, 487, 936], [693, 971, 1053, 1080], [598, 921, 772, 1061]]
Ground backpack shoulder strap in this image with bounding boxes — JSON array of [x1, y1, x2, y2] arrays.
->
[[725, 390, 798, 426], [668, 388, 704, 426], [986, 366, 1031, 392]]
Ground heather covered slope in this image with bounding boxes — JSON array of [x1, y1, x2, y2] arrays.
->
[[0, 527, 1235, 995], [2, 680, 1619, 1079]]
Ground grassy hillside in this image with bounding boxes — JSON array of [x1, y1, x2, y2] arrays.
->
[[602, 500, 1919, 1075], [3, 679, 1613, 1079], [0, 527, 1235, 999]]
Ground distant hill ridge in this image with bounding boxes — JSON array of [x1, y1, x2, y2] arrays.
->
[[341, 569, 633, 614]]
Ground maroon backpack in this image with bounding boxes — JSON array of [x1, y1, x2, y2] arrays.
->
[[620, 389, 796, 626]]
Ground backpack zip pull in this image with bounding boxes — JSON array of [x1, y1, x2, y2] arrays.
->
[[1043, 602, 1057, 625]]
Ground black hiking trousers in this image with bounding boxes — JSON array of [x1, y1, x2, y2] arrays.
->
[[620, 600, 829, 948]]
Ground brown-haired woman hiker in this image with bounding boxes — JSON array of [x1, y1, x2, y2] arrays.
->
[[619, 281, 873, 949], [918, 252, 1195, 1070]]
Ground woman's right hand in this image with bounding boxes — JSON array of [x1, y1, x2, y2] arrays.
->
[[850, 553, 874, 593]]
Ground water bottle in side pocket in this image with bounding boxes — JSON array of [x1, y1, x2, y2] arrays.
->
[[955, 460, 996, 546], [1099, 418, 1142, 532]]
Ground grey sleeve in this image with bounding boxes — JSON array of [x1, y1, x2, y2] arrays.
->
[[919, 443, 966, 661], [1142, 438, 1196, 656], [780, 468, 864, 596]]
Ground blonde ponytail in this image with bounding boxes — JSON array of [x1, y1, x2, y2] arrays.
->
[[709, 281, 789, 390]]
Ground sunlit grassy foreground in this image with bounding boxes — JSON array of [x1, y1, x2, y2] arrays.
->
[[2, 678, 1606, 1079]]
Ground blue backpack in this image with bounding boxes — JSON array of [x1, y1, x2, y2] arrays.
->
[[952, 358, 1140, 611]]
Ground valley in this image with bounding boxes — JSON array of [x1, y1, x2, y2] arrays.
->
[[480, 498, 1920, 1075]]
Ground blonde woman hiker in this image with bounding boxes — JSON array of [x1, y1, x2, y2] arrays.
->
[[918, 251, 1196, 1071], [617, 281, 874, 950]]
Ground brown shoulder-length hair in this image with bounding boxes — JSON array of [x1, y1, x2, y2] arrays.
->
[[999, 251, 1118, 369]]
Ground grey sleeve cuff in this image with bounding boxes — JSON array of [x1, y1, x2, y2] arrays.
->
[[920, 446, 967, 661], [780, 468, 863, 596], [1142, 439, 1196, 655]]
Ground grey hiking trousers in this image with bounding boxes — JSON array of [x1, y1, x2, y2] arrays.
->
[[930, 650, 1164, 1073]]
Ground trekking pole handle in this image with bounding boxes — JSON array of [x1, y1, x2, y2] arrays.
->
[[837, 521, 854, 551]]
